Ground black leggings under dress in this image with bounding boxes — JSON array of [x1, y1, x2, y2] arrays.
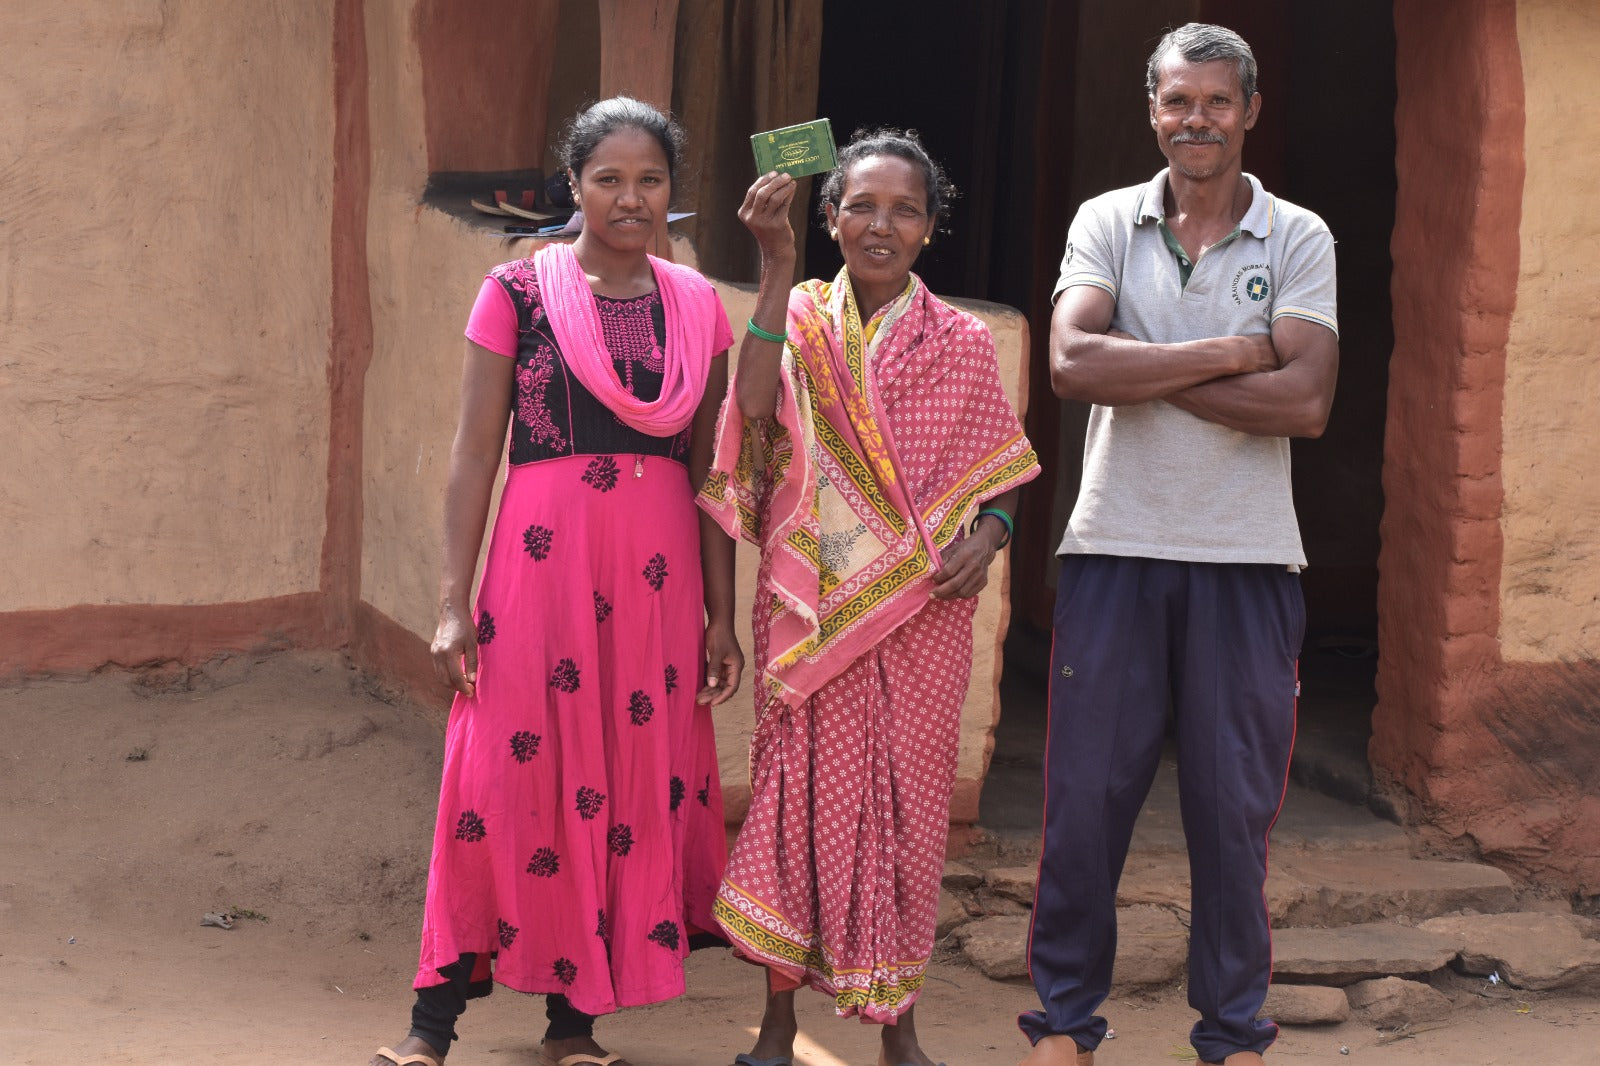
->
[[408, 953, 594, 1054]]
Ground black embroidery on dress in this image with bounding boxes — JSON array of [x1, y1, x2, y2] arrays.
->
[[664, 664, 679, 694], [581, 455, 621, 492], [522, 524, 554, 561], [553, 957, 578, 986], [607, 824, 634, 856], [477, 609, 496, 645], [526, 847, 560, 877], [669, 775, 686, 812], [575, 786, 606, 820], [515, 342, 566, 452], [643, 553, 668, 591], [647, 920, 681, 951], [510, 730, 541, 763], [498, 919, 519, 948], [455, 810, 487, 842], [627, 690, 655, 726], [593, 590, 613, 623], [504, 276, 685, 467], [596, 908, 608, 940], [696, 774, 710, 807], [549, 658, 580, 693]]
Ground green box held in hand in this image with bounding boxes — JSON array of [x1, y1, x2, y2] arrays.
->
[[751, 118, 837, 179]]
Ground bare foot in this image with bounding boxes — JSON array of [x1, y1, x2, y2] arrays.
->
[[542, 1034, 633, 1065], [370, 1035, 445, 1065], [1018, 1034, 1093, 1066], [877, 1004, 939, 1066], [736, 986, 797, 1064]]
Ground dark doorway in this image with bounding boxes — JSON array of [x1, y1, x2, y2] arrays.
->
[[805, 2, 1041, 304], [1198, 0, 1397, 796]]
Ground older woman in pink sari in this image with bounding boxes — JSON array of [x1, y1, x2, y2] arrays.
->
[[699, 129, 1040, 1066]]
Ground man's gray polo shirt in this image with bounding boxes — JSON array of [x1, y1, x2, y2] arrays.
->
[[1053, 170, 1338, 567]]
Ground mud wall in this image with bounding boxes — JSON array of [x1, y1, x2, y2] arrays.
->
[[1374, 0, 1600, 896], [0, 3, 335, 674], [1499, 1, 1600, 662]]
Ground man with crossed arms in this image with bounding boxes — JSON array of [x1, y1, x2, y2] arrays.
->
[[1019, 22, 1339, 1066]]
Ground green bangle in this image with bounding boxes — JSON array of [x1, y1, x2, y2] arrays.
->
[[973, 507, 1014, 549], [747, 317, 787, 344]]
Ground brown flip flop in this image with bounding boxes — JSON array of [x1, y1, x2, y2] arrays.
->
[[374, 1047, 442, 1066]]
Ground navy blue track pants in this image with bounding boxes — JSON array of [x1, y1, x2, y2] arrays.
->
[[1019, 555, 1303, 1062]]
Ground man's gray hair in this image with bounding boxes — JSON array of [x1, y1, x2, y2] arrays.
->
[[1145, 22, 1258, 101]]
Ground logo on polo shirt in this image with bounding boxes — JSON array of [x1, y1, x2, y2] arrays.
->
[[1231, 264, 1271, 307]]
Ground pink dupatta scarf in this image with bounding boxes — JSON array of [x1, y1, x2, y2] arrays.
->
[[534, 241, 719, 436], [699, 269, 1040, 710]]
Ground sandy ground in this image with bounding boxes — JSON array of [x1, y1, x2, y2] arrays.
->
[[4, 652, 1599, 1065]]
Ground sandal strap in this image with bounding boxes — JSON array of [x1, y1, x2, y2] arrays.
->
[[375, 1047, 443, 1066]]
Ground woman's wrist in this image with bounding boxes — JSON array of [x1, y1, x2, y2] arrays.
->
[[973, 508, 1013, 550], [747, 317, 787, 344], [758, 251, 796, 281]]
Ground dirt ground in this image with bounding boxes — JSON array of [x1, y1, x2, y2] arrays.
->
[[4, 652, 1598, 1065]]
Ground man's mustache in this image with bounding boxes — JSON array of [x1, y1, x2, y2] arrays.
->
[[1170, 131, 1228, 146]]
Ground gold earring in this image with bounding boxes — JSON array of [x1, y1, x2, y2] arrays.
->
[[830, 228, 838, 239], [922, 236, 931, 246]]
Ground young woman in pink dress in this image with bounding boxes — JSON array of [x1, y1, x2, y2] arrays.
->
[[371, 96, 743, 1066]]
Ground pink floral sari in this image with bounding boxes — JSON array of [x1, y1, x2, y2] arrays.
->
[[698, 269, 1039, 1020]]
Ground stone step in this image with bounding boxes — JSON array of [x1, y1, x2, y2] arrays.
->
[[1271, 922, 1460, 985], [952, 905, 1189, 991], [951, 903, 1600, 1001], [953, 915, 1030, 981], [1261, 983, 1350, 1025], [1268, 977, 1458, 1031], [1418, 911, 1600, 991], [1345, 976, 1454, 1027], [1112, 851, 1517, 927], [1269, 852, 1517, 926]]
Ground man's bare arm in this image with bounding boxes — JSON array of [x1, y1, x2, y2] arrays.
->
[[1049, 285, 1276, 406], [1164, 316, 1338, 438]]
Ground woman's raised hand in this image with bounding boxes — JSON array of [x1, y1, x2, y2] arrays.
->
[[740, 172, 798, 259]]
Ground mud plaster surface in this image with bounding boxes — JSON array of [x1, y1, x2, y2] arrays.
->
[[4, 653, 1600, 1065], [1500, 0, 1600, 663], [0, 3, 334, 611]]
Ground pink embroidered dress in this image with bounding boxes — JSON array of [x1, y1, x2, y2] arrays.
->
[[414, 253, 733, 1016]]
